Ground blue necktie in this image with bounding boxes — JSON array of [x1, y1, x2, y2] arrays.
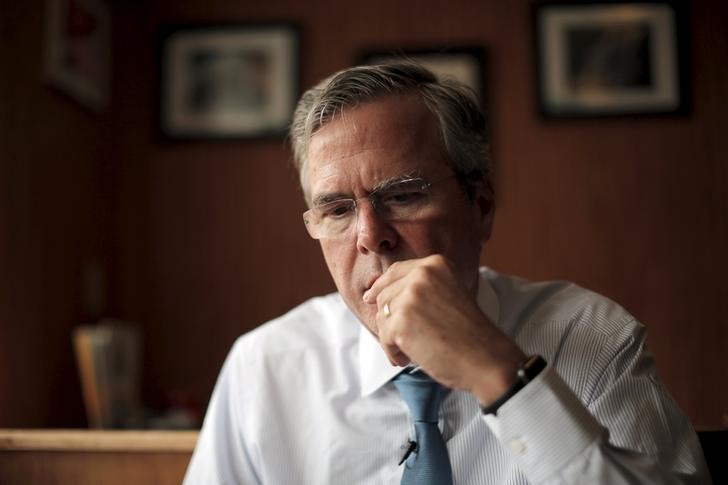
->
[[393, 371, 453, 485]]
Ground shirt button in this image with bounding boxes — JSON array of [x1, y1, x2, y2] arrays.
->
[[509, 437, 527, 454]]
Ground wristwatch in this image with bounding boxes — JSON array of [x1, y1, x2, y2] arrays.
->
[[480, 355, 547, 415]]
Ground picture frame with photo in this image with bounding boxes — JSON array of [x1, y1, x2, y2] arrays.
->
[[158, 23, 299, 139], [45, 0, 111, 111], [535, 1, 688, 117], [359, 47, 488, 104]]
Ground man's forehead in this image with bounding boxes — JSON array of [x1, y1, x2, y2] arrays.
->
[[307, 156, 422, 199], [304, 94, 443, 196], [309, 97, 433, 154]]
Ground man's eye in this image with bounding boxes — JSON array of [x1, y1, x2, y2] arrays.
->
[[322, 202, 354, 218], [382, 190, 426, 205]]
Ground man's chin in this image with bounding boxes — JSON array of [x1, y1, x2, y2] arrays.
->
[[352, 305, 380, 339]]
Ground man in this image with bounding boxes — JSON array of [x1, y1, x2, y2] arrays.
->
[[184, 63, 709, 484]]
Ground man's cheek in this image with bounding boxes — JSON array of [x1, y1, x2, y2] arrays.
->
[[359, 304, 380, 337]]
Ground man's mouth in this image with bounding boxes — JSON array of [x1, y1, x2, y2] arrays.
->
[[366, 274, 382, 290], [364, 274, 382, 298]]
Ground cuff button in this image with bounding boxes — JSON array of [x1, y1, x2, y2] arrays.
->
[[509, 437, 527, 454]]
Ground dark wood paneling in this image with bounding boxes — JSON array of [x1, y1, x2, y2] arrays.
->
[[0, 0, 115, 426]]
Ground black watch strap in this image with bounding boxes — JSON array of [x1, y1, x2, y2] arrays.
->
[[480, 355, 547, 416]]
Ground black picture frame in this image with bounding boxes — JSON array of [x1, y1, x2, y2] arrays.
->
[[535, 1, 689, 117], [359, 47, 488, 104], [158, 23, 299, 139]]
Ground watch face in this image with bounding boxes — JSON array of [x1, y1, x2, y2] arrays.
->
[[521, 355, 546, 382]]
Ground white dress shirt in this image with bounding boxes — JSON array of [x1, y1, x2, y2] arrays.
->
[[184, 267, 709, 484]]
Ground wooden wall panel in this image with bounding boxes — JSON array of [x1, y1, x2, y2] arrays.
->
[[0, 0, 116, 426]]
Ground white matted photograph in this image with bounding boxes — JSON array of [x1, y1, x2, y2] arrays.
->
[[159, 24, 299, 139], [536, 2, 687, 117]]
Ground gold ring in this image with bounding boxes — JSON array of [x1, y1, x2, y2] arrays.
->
[[383, 303, 391, 317]]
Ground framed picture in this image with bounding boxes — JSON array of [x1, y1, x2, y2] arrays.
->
[[159, 24, 299, 139], [535, 2, 688, 117], [45, 0, 111, 111], [359, 47, 488, 103]]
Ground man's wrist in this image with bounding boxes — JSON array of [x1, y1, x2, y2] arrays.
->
[[468, 350, 524, 405], [480, 355, 547, 415]]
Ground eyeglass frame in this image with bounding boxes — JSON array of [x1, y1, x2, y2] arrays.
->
[[302, 172, 459, 240]]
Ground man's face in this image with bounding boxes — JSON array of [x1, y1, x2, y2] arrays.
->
[[304, 94, 494, 337]]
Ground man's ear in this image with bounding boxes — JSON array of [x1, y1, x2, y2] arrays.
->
[[470, 177, 495, 242]]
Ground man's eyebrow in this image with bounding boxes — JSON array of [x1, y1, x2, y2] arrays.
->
[[371, 172, 422, 193], [312, 192, 350, 207], [311, 172, 423, 206]]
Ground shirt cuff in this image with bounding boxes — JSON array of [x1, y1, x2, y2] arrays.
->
[[481, 365, 603, 483]]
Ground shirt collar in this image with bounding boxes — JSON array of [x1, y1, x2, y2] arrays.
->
[[358, 270, 500, 397]]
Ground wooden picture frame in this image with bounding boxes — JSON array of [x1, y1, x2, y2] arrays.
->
[[535, 1, 688, 117], [158, 23, 299, 139]]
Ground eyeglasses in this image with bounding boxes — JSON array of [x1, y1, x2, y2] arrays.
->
[[303, 174, 455, 240]]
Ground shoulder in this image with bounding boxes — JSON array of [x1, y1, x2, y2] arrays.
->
[[227, 292, 359, 366], [480, 268, 650, 401], [481, 267, 640, 340], [214, 292, 363, 419]]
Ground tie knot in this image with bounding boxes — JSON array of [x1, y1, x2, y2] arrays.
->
[[393, 371, 449, 423]]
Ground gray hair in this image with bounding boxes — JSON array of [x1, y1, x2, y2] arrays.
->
[[289, 62, 491, 196]]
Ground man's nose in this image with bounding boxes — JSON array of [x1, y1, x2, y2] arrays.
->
[[355, 201, 397, 254]]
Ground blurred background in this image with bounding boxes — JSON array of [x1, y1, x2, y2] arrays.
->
[[0, 0, 726, 430]]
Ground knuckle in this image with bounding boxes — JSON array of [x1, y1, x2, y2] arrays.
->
[[429, 253, 453, 271], [397, 292, 421, 318], [408, 279, 428, 297], [399, 285, 416, 303], [414, 264, 434, 280]]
